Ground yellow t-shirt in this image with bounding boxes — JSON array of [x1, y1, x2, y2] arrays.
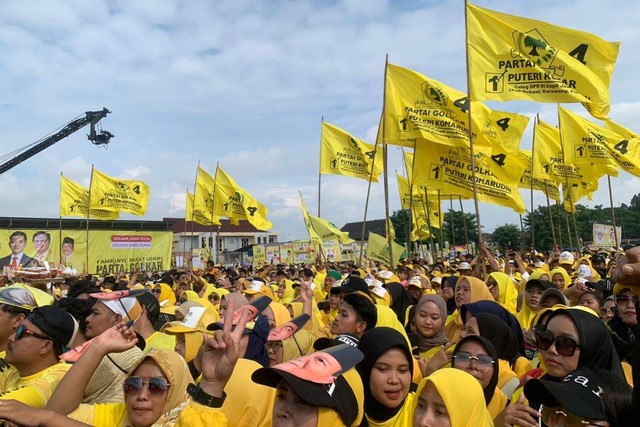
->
[[0, 362, 71, 407], [365, 392, 415, 427], [144, 331, 177, 352]]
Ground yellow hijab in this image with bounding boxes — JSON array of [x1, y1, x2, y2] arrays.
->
[[155, 283, 176, 306], [549, 267, 571, 289], [445, 276, 494, 345], [488, 272, 519, 314], [179, 290, 199, 302], [268, 301, 292, 328], [412, 368, 493, 427]]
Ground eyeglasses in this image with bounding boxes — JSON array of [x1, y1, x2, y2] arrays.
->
[[123, 376, 170, 396], [208, 294, 220, 302], [15, 324, 51, 341], [535, 330, 581, 357], [598, 306, 617, 317], [542, 407, 608, 427], [153, 288, 162, 294], [266, 341, 283, 352], [452, 351, 495, 370], [615, 295, 639, 304]]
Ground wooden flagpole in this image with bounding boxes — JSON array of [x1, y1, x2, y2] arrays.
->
[[381, 54, 395, 269], [607, 175, 620, 248], [318, 117, 323, 217], [358, 113, 381, 268]]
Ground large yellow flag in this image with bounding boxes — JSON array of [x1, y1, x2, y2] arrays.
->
[[385, 63, 529, 151], [397, 174, 442, 228], [532, 120, 564, 183], [559, 107, 624, 176], [605, 119, 640, 177], [367, 231, 405, 268], [89, 168, 150, 216], [320, 122, 383, 182], [467, 3, 619, 119], [213, 166, 273, 230], [517, 150, 561, 202], [413, 141, 527, 213], [186, 191, 220, 226], [60, 176, 119, 220]]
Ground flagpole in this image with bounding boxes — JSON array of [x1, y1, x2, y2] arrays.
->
[[519, 214, 525, 252], [557, 105, 576, 251], [422, 188, 437, 258], [381, 54, 396, 269], [463, 0, 484, 247], [449, 196, 456, 248], [607, 175, 620, 249], [437, 190, 444, 252], [554, 199, 565, 249], [59, 171, 63, 267], [358, 114, 381, 268], [530, 116, 538, 252], [318, 117, 324, 217], [408, 143, 418, 255], [191, 161, 201, 268], [397, 168, 411, 253], [212, 162, 220, 264], [543, 180, 558, 248], [86, 165, 94, 273], [458, 196, 470, 251]]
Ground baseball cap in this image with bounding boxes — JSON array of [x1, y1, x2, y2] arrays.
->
[[243, 280, 266, 295], [558, 251, 575, 265], [314, 333, 360, 351], [407, 276, 423, 288], [251, 344, 364, 426], [90, 289, 146, 321], [524, 368, 613, 421], [458, 262, 472, 270], [27, 306, 78, 348], [327, 270, 342, 281], [136, 292, 160, 320], [525, 279, 553, 291], [164, 306, 217, 334], [0, 284, 53, 311], [338, 275, 369, 294], [267, 313, 310, 341]]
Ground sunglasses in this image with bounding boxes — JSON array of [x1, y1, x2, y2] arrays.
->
[[535, 330, 581, 357], [598, 306, 617, 317], [452, 351, 495, 370], [15, 324, 51, 341], [123, 376, 170, 396], [542, 407, 608, 427], [153, 288, 162, 294], [615, 295, 639, 304], [208, 294, 220, 301]]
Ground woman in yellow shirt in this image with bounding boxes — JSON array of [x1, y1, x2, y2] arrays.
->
[[413, 295, 449, 365], [445, 276, 494, 346]]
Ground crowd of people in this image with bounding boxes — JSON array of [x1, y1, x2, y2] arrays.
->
[[0, 242, 637, 426]]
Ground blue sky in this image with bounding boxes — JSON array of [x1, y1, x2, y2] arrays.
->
[[1, 0, 639, 241]]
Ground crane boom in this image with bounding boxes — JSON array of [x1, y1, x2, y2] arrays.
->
[[0, 108, 113, 175]]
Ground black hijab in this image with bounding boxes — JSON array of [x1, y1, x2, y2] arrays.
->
[[544, 308, 624, 380], [474, 313, 520, 366], [383, 282, 413, 325], [461, 300, 526, 357], [356, 327, 414, 424], [452, 335, 500, 406]]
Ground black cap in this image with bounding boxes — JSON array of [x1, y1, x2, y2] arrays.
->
[[525, 279, 553, 291], [524, 368, 610, 421], [314, 333, 360, 351], [27, 306, 77, 347], [338, 275, 369, 294], [136, 291, 160, 319], [251, 344, 364, 426]]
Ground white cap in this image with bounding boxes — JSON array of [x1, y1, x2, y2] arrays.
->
[[558, 251, 575, 265], [377, 270, 393, 279], [102, 296, 138, 318], [408, 276, 422, 287], [458, 262, 472, 270], [181, 306, 207, 329], [430, 276, 442, 285]]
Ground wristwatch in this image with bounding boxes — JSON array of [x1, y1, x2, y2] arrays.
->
[[187, 383, 227, 408]]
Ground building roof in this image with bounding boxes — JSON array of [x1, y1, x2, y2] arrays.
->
[[163, 218, 273, 234], [0, 216, 171, 231], [340, 219, 387, 241]]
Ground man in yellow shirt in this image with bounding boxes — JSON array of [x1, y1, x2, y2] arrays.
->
[[0, 306, 75, 407]]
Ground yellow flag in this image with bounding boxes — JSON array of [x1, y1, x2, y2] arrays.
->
[[186, 191, 220, 226], [517, 150, 561, 202], [60, 176, 119, 220], [604, 119, 640, 178], [300, 194, 322, 244], [89, 168, 150, 216], [367, 231, 405, 268], [413, 142, 527, 213], [559, 107, 623, 176], [213, 166, 273, 230], [397, 174, 442, 228], [466, 3, 619, 119], [385, 63, 529, 151], [532, 120, 564, 182], [309, 215, 354, 244], [320, 122, 383, 182], [563, 178, 598, 213]]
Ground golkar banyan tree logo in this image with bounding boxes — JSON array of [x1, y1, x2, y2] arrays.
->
[[511, 29, 562, 78], [115, 181, 142, 195]]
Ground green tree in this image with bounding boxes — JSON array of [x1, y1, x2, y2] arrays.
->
[[491, 224, 522, 252], [443, 210, 478, 246]]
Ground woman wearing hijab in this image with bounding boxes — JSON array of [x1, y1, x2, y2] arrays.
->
[[549, 268, 571, 290], [263, 301, 292, 330], [486, 272, 519, 314], [357, 327, 416, 426], [384, 282, 414, 326], [413, 295, 449, 364], [412, 368, 493, 427], [462, 313, 522, 398], [154, 283, 176, 306], [445, 276, 494, 346], [451, 335, 507, 419]]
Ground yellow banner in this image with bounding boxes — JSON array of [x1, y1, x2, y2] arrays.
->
[[252, 245, 266, 266], [367, 231, 405, 268], [397, 174, 442, 228], [300, 194, 322, 244], [279, 242, 295, 264], [60, 176, 119, 220], [518, 150, 561, 202], [89, 168, 150, 216], [605, 119, 640, 178], [384, 63, 528, 151], [413, 142, 527, 213], [321, 240, 343, 262], [0, 229, 171, 274], [186, 192, 220, 226], [214, 166, 273, 230], [467, 3, 619, 119], [320, 122, 383, 182], [559, 107, 625, 176]]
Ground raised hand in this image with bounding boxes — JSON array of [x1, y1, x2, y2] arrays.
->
[[93, 322, 138, 354]]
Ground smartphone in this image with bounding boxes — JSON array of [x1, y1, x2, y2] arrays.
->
[[408, 333, 420, 356]]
